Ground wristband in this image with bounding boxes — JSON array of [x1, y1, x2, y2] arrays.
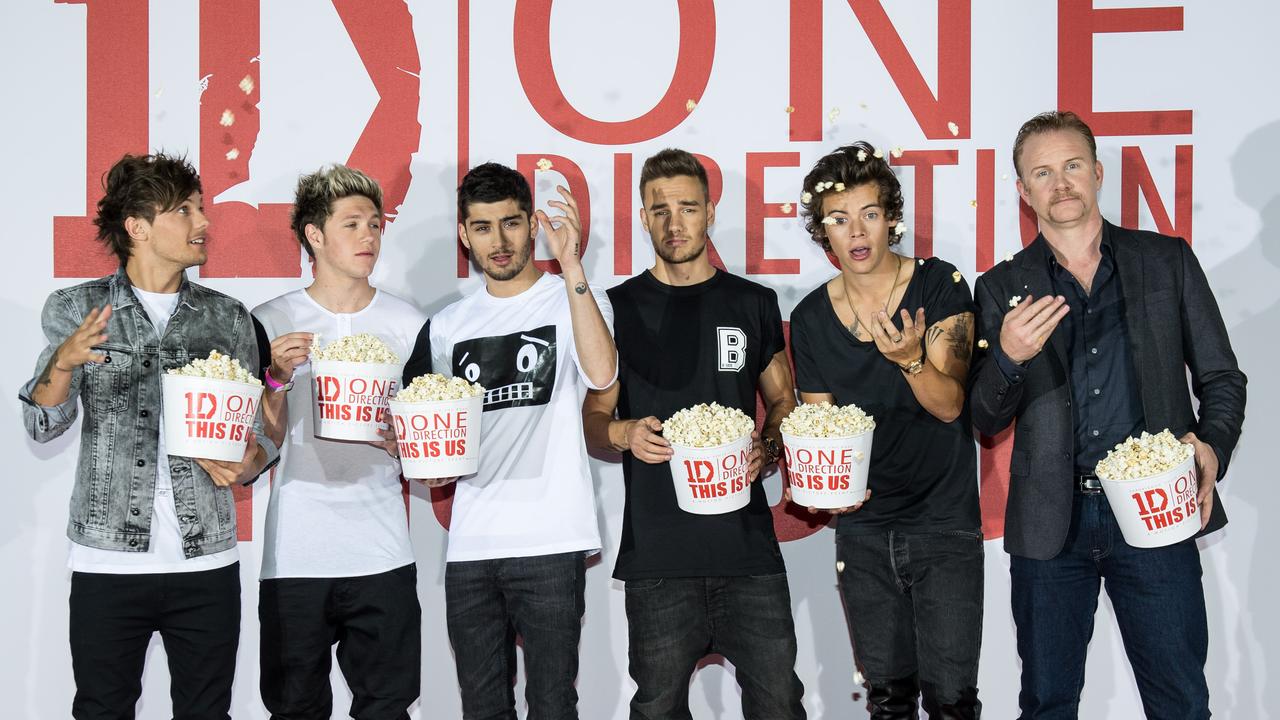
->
[[264, 368, 294, 393]]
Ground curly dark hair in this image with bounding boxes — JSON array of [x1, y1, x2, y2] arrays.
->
[[799, 142, 904, 251], [457, 162, 533, 222], [93, 153, 202, 266]]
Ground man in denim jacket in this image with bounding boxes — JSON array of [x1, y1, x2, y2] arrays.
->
[[18, 153, 278, 719]]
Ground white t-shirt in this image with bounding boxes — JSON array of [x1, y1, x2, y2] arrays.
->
[[253, 288, 426, 579], [429, 273, 615, 562], [69, 287, 239, 573]]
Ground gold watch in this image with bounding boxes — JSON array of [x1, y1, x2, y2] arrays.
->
[[899, 357, 925, 375]]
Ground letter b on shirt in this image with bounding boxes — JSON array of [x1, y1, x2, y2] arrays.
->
[[717, 327, 746, 372]]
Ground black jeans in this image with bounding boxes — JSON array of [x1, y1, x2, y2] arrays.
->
[[1011, 493, 1209, 720], [259, 563, 421, 720], [623, 574, 807, 720], [445, 551, 586, 720], [69, 562, 241, 720], [836, 530, 984, 719]]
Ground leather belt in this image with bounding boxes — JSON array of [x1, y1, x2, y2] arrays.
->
[[1075, 473, 1103, 494]]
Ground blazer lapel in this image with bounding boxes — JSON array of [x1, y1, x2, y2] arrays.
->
[[1110, 221, 1150, 417], [1016, 235, 1068, 372]]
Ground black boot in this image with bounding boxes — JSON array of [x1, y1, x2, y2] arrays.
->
[[867, 674, 920, 719]]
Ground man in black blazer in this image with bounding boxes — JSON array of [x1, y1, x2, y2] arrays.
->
[[970, 111, 1245, 719]]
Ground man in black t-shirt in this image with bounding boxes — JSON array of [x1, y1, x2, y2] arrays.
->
[[583, 148, 806, 719], [789, 143, 982, 719]]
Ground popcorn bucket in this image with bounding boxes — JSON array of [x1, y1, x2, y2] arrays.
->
[[667, 433, 754, 515], [389, 395, 484, 479], [782, 429, 873, 509], [1099, 454, 1200, 548], [161, 374, 264, 461], [311, 360, 403, 441]]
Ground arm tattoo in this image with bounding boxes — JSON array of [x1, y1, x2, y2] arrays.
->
[[574, 282, 588, 295], [36, 355, 57, 388], [925, 325, 945, 346], [944, 315, 973, 361]]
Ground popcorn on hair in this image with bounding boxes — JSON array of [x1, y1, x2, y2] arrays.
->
[[799, 142, 905, 252]]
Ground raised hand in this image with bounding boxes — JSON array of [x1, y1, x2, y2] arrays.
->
[[535, 185, 583, 272], [55, 305, 113, 370], [999, 294, 1069, 364], [869, 307, 926, 368]]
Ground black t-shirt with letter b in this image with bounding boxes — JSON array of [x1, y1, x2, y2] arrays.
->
[[608, 270, 787, 580]]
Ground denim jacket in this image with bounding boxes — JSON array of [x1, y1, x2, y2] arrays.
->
[[19, 268, 279, 558]]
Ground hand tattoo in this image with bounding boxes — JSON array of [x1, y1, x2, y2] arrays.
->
[[574, 282, 588, 295]]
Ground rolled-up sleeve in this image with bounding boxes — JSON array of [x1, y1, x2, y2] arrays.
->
[[18, 292, 83, 443]]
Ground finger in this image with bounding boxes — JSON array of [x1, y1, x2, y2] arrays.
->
[[899, 308, 915, 335], [1026, 303, 1070, 338], [1199, 490, 1214, 530], [914, 307, 927, 333], [643, 417, 664, 433], [555, 185, 578, 211], [1020, 296, 1064, 329], [875, 311, 901, 343], [639, 438, 673, 458], [866, 312, 892, 349], [1006, 293, 1034, 319]]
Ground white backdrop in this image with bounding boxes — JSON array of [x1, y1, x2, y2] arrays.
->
[[3, 1, 1277, 717]]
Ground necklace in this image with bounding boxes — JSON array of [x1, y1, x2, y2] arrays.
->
[[842, 253, 902, 339]]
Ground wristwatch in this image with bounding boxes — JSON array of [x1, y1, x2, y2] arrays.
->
[[264, 368, 294, 393], [899, 356, 925, 375], [762, 435, 782, 465]]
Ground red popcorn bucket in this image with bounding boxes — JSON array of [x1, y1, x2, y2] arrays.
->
[[161, 374, 264, 461], [667, 433, 754, 515], [310, 360, 403, 441], [389, 395, 484, 479], [1099, 454, 1200, 548], [781, 429, 873, 509]]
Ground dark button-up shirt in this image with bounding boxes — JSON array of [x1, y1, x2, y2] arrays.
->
[[1050, 237, 1145, 473], [994, 235, 1145, 474]]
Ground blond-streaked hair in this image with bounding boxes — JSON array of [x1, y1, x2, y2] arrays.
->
[[291, 164, 384, 257]]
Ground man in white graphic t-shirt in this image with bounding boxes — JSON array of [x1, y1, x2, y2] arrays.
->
[[253, 165, 428, 718], [408, 162, 616, 719]]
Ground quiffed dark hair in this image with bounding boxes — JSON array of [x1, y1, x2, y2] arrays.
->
[[290, 164, 384, 258], [93, 153, 202, 266], [800, 142, 904, 250], [1012, 110, 1097, 179], [638, 148, 709, 202], [457, 162, 532, 221]]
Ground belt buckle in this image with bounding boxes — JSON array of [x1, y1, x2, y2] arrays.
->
[[1077, 474, 1103, 494]]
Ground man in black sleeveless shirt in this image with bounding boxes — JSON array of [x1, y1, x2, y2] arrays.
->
[[583, 149, 806, 719]]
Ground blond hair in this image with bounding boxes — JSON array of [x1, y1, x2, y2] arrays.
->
[[290, 164, 384, 257]]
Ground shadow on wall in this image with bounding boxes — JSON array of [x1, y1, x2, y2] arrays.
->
[[1203, 117, 1280, 717]]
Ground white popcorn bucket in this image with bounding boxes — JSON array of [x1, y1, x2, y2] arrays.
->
[[667, 433, 754, 515], [311, 360, 403, 441], [1099, 454, 1200, 548], [389, 395, 484, 479], [161, 374, 264, 461], [782, 429, 873, 509]]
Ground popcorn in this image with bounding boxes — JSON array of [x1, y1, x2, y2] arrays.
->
[[663, 402, 754, 448], [918, 258, 925, 265], [836, 560, 846, 573], [535, 157, 553, 172], [780, 202, 793, 214], [894, 223, 907, 237], [833, 182, 846, 192], [821, 216, 838, 226], [219, 109, 235, 127], [1001, 173, 1011, 181], [969, 199, 978, 208], [873, 148, 884, 159], [854, 671, 866, 685], [828, 107, 841, 123], [1009, 295, 1023, 308], [785, 105, 796, 114], [891, 146, 904, 158], [225, 148, 240, 161], [685, 98, 697, 112], [311, 333, 400, 364], [853, 451, 865, 461], [168, 350, 261, 386], [947, 121, 960, 136], [952, 270, 963, 283], [800, 191, 813, 205], [977, 339, 989, 349], [781, 402, 875, 438], [1095, 430, 1194, 481], [396, 373, 485, 403], [856, 150, 867, 162], [238, 74, 255, 94], [1004, 252, 1014, 263]]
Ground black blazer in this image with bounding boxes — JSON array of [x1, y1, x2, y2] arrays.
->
[[970, 221, 1246, 560]]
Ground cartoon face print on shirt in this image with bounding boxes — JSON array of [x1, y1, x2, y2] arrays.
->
[[452, 324, 558, 411]]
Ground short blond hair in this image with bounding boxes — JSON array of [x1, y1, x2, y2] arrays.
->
[[291, 164, 384, 257]]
